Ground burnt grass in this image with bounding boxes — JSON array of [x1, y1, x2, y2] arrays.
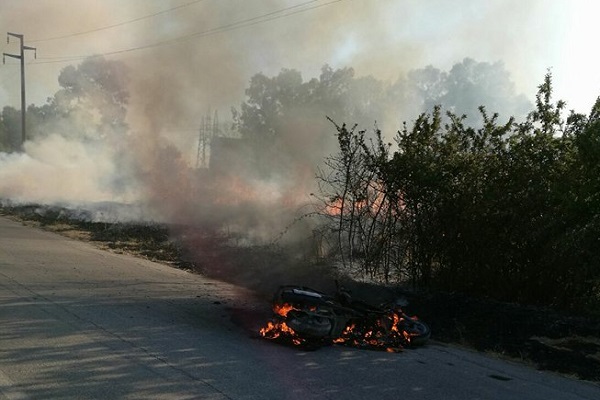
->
[[2, 204, 600, 383]]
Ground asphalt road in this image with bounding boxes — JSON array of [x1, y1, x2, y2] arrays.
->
[[0, 216, 598, 399]]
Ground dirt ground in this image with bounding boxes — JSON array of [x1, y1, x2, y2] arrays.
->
[[2, 204, 599, 382], [405, 290, 600, 381]]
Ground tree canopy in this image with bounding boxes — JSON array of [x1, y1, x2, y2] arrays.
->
[[316, 72, 600, 313], [0, 56, 129, 151], [232, 59, 530, 182]]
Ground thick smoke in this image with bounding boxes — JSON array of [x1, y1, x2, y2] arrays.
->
[[0, 1, 552, 206], [0, 134, 126, 204], [0, 1, 594, 290]]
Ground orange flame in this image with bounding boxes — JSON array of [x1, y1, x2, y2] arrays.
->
[[259, 320, 304, 346], [260, 306, 420, 351], [273, 303, 294, 317]]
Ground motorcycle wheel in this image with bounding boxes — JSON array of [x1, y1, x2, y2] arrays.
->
[[287, 310, 333, 338], [405, 320, 431, 346]]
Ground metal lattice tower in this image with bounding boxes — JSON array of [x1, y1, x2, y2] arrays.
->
[[196, 109, 219, 168]]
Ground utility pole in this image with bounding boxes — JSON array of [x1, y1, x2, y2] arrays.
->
[[3, 32, 36, 150]]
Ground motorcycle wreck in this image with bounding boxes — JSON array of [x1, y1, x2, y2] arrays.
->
[[259, 282, 430, 351]]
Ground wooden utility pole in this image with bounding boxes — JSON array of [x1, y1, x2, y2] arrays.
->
[[3, 32, 36, 150]]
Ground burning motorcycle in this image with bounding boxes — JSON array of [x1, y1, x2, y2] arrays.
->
[[260, 283, 430, 351]]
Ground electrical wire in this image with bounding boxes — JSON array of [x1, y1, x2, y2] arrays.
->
[[28, 0, 209, 43], [30, 0, 343, 65]]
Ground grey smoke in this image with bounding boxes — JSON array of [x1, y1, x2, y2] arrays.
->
[[0, 0, 586, 237]]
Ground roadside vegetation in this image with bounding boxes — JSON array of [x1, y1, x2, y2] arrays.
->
[[316, 74, 600, 316], [233, 64, 600, 317]]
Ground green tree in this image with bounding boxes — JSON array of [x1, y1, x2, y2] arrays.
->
[[0, 106, 21, 151], [26, 56, 129, 141], [318, 70, 600, 312], [390, 58, 531, 124], [233, 65, 373, 179]]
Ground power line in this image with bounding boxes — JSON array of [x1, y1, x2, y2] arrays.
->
[[28, 0, 208, 43], [31, 0, 343, 65], [35, 0, 323, 61]]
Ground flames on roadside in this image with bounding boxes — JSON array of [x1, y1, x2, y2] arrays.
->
[[259, 302, 422, 352], [259, 303, 307, 346]]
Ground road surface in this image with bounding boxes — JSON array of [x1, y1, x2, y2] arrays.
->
[[0, 216, 598, 399]]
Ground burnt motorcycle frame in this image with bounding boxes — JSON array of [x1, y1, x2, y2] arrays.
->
[[270, 284, 431, 349]]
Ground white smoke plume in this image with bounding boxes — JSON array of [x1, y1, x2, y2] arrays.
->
[[0, 0, 597, 236]]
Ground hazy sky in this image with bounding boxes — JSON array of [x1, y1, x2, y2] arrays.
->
[[1, 0, 599, 119]]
